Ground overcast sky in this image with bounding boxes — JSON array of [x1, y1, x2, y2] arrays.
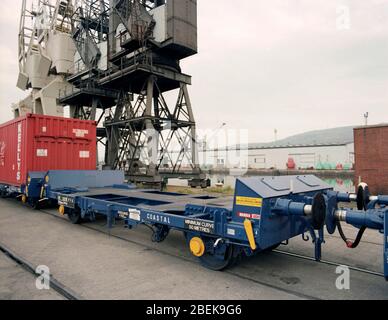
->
[[1, 0, 388, 143]]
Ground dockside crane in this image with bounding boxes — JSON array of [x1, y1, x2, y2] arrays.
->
[[13, 0, 207, 188]]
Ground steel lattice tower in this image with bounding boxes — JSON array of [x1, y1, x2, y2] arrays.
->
[[59, 0, 206, 187], [15, 0, 206, 187]]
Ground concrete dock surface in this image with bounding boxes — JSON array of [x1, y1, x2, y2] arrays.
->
[[0, 197, 387, 300], [0, 250, 63, 300]]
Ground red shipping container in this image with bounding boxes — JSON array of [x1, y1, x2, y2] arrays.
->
[[0, 114, 97, 187]]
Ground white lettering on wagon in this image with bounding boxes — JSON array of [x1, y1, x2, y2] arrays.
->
[[16, 123, 22, 181], [237, 212, 261, 220], [119, 209, 141, 221], [129, 209, 141, 221], [227, 228, 236, 236], [146, 213, 171, 224], [57, 195, 75, 208], [184, 219, 215, 234]]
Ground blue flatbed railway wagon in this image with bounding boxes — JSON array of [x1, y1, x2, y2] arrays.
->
[[13, 170, 385, 280]]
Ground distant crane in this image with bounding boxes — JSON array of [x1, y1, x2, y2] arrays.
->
[[201, 123, 227, 151]]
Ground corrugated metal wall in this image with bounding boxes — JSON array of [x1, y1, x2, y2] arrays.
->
[[0, 117, 28, 186], [0, 114, 97, 187]]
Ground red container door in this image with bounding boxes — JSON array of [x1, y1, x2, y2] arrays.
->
[[27, 115, 97, 172], [0, 117, 28, 187], [31, 139, 96, 171]]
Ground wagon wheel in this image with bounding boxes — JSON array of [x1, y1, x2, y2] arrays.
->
[[199, 243, 236, 271], [68, 208, 82, 224], [184, 232, 238, 271]]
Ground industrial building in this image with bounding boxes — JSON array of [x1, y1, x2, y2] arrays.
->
[[354, 124, 388, 194], [200, 126, 355, 171]]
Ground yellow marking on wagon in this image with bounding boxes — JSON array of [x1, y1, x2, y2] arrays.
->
[[236, 196, 262, 208]]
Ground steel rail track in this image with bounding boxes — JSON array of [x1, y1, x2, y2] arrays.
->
[[0, 242, 81, 300], [273, 249, 384, 278], [2, 198, 383, 300], [324, 231, 383, 247], [31, 205, 383, 297], [36, 208, 320, 300], [44, 206, 385, 278]]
